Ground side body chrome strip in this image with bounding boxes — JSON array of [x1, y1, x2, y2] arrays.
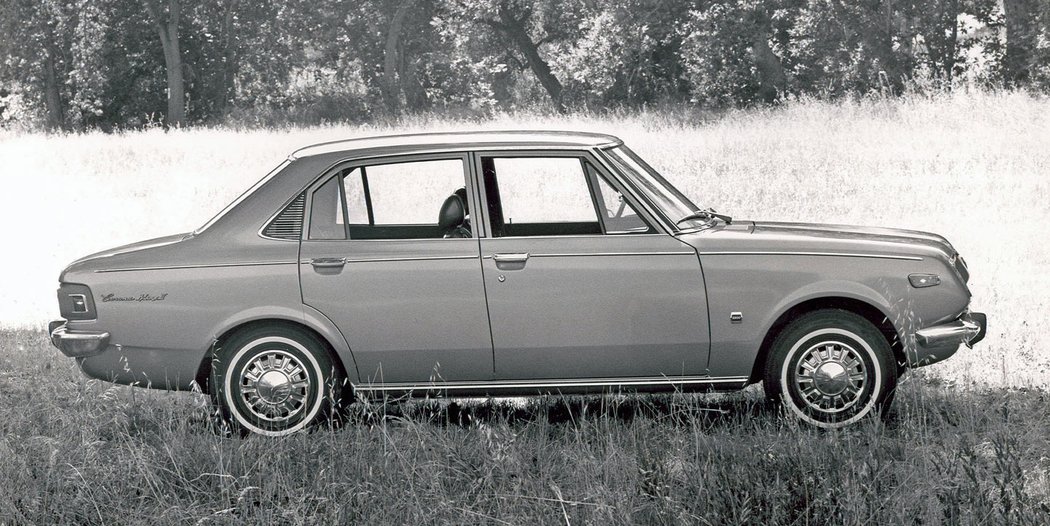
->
[[696, 251, 923, 261], [96, 261, 297, 273], [354, 375, 750, 392], [300, 255, 479, 264], [481, 251, 695, 260], [529, 251, 695, 258]]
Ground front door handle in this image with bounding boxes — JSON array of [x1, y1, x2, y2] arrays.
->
[[493, 253, 529, 271], [310, 257, 347, 269]]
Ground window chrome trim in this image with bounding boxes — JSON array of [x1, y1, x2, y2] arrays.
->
[[258, 190, 307, 242], [291, 136, 622, 160], [354, 375, 750, 392], [696, 251, 923, 261], [304, 152, 477, 241], [591, 148, 677, 235]]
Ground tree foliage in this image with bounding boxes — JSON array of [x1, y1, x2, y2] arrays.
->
[[0, 0, 1046, 130]]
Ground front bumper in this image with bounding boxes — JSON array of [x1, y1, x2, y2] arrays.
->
[[48, 319, 110, 358], [915, 311, 987, 348], [908, 311, 987, 367]]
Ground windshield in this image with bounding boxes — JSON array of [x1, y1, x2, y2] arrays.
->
[[602, 146, 700, 229], [193, 159, 291, 235]]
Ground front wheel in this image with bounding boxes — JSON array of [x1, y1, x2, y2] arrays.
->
[[763, 310, 897, 428], [211, 325, 346, 437]]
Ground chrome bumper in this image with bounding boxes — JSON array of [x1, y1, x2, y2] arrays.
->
[[49, 320, 110, 358], [915, 311, 987, 349]]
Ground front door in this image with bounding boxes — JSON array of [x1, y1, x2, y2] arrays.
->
[[299, 154, 493, 385], [475, 152, 711, 381]]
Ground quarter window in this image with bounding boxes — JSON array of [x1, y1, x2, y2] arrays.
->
[[588, 164, 652, 234]]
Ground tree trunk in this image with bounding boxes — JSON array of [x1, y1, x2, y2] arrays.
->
[[382, 0, 415, 115], [401, 58, 430, 111], [218, 0, 240, 116], [144, 0, 185, 126], [1002, 0, 1037, 86], [497, 4, 564, 112], [751, 24, 787, 103], [946, 0, 957, 88], [40, 18, 66, 131], [42, 47, 66, 131]]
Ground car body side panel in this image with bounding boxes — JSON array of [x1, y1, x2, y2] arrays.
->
[[300, 238, 494, 385], [696, 253, 970, 378], [479, 234, 711, 379], [300, 303, 362, 383], [64, 250, 304, 389]]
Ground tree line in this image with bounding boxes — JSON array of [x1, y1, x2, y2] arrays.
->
[[2, 0, 1048, 131]]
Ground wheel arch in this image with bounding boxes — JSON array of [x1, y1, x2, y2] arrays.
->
[[195, 311, 360, 393], [747, 296, 904, 384]]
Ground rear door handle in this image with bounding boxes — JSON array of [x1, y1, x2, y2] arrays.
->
[[492, 253, 529, 270], [310, 257, 347, 269]]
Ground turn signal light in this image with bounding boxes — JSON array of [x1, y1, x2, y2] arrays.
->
[[909, 274, 941, 288]]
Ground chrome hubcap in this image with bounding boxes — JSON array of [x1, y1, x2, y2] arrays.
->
[[239, 350, 311, 422], [795, 342, 866, 413]]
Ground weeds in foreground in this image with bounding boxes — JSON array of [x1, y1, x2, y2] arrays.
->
[[1, 329, 1049, 524]]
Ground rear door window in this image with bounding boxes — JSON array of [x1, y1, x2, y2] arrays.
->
[[308, 156, 473, 240]]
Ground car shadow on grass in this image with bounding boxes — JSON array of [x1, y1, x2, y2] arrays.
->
[[347, 389, 780, 431]]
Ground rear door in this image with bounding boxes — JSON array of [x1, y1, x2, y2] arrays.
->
[[299, 154, 493, 385], [475, 151, 711, 381]]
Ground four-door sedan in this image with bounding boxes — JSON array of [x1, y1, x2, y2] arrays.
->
[[50, 131, 986, 436]]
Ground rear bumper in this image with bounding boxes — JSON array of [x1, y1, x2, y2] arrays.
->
[[49, 319, 110, 358], [908, 311, 987, 367]]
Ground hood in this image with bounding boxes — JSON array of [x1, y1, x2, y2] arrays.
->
[[678, 220, 957, 261], [753, 221, 955, 256]]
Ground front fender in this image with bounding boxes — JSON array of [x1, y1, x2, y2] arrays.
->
[[701, 254, 916, 377]]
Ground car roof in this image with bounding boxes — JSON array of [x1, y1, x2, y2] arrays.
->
[[289, 130, 623, 159]]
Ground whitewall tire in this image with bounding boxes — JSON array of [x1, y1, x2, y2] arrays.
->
[[764, 310, 897, 428], [211, 325, 344, 437]]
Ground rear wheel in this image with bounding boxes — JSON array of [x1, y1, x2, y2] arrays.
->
[[211, 325, 346, 436], [763, 309, 897, 428]]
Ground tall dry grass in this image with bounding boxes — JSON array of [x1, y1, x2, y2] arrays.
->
[[1, 328, 1049, 524], [1, 89, 1046, 386]]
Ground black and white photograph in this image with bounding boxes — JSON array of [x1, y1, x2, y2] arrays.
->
[[1, 0, 1048, 523]]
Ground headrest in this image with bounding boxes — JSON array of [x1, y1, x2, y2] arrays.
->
[[438, 193, 466, 230]]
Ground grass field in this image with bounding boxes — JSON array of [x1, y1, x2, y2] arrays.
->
[[1, 90, 1049, 523], [2, 329, 1050, 524]]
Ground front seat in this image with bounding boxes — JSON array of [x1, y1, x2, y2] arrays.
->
[[438, 190, 471, 238]]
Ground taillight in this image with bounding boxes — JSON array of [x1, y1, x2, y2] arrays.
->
[[58, 283, 97, 320]]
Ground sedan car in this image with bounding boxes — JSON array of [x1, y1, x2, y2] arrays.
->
[[50, 131, 986, 436]]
